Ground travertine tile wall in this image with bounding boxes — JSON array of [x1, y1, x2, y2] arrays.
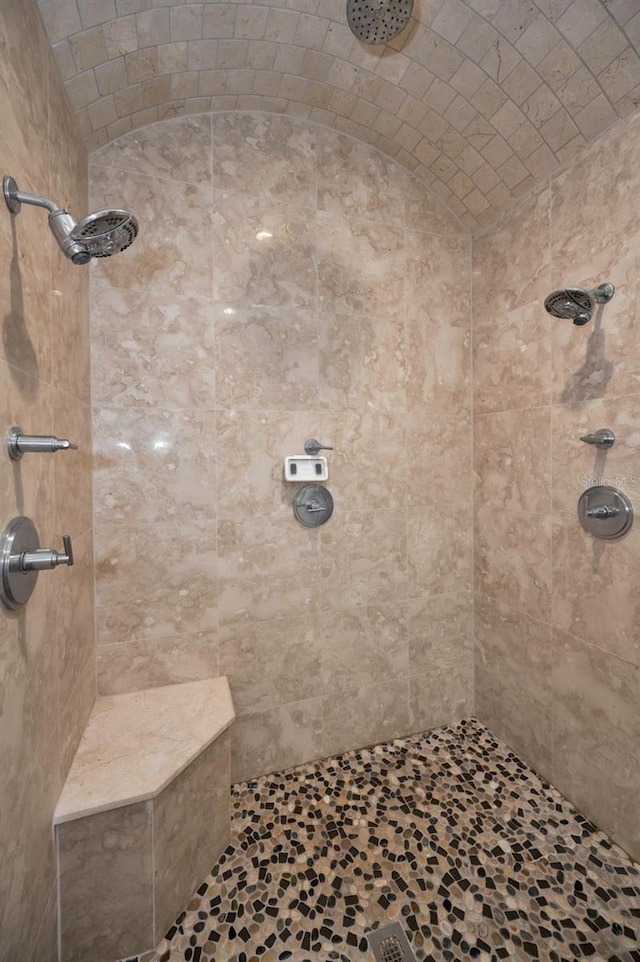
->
[[0, 0, 95, 958], [473, 108, 640, 860], [89, 111, 473, 782]]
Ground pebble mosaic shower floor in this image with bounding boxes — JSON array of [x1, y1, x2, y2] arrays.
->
[[126, 719, 640, 962]]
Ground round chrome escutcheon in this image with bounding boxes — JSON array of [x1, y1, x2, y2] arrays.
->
[[577, 485, 633, 540], [1, 516, 39, 609], [293, 484, 334, 528]]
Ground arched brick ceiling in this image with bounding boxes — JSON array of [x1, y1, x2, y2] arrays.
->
[[38, 0, 640, 229]]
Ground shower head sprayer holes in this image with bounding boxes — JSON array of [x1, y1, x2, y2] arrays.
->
[[346, 0, 414, 44]]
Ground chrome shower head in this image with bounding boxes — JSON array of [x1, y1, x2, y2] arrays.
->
[[3, 174, 138, 266], [544, 283, 615, 326], [71, 209, 138, 259], [346, 0, 414, 44]]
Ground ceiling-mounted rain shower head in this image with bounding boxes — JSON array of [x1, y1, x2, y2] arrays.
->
[[544, 283, 615, 326], [3, 174, 138, 266], [347, 0, 414, 44]]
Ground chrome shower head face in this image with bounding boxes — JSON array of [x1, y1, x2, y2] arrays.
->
[[346, 0, 414, 44], [544, 288, 595, 326], [543, 283, 615, 326], [71, 209, 138, 258]]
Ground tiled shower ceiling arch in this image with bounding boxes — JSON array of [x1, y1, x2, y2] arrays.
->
[[38, 0, 640, 228]]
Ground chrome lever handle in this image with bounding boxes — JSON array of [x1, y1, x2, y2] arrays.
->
[[586, 505, 620, 519], [304, 438, 333, 455], [18, 534, 74, 571]]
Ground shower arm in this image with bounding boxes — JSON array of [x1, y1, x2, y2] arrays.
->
[[8, 188, 60, 213], [3, 176, 63, 215]]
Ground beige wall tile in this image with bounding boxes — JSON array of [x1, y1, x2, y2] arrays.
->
[[220, 616, 321, 713], [475, 407, 551, 513], [408, 591, 473, 672], [320, 604, 409, 694], [322, 679, 410, 757], [103, 15, 139, 58], [28, 887, 58, 962], [552, 630, 640, 860], [212, 112, 316, 205], [409, 662, 473, 733], [93, 407, 216, 524], [91, 285, 216, 410], [213, 191, 316, 309], [473, 301, 553, 414], [318, 309, 406, 412], [475, 504, 552, 621], [154, 734, 230, 941], [473, 185, 550, 316], [87, 115, 470, 773], [321, 508, 408, 609], [58, 803, 153, 962], [406, 231, 470, 325], [97, 634, 219, 696], [406, 309, 471, 419], [316, 210, 404, 317], [69, 26, 108, 72], [214, 302, 318, 411], [95, 522, 218, 645], [407, 502, 472, 598], [475, 595, 553, 778], [407, 413, 472, 504], [218, 517, 320, 626], [230, 699, 324, 782]]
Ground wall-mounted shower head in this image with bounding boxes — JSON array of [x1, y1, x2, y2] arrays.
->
[[3, 174, 138, 266], [346, 0, 413, 44], [543, 283, 615, 326]]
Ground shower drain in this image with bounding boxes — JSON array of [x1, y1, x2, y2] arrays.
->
[[366, 922, 418, 962]]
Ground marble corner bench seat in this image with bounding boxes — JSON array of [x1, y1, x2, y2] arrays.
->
[[54, 677, 235, 962]]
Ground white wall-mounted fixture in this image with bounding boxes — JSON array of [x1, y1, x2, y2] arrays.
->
[[284, 456, 328, 482]]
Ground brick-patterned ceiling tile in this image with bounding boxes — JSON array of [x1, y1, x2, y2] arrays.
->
[[78, 0, 116, 29], [34, 0, 640, 230]]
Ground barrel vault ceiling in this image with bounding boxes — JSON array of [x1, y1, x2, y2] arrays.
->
[[38, 0, 640, 229]]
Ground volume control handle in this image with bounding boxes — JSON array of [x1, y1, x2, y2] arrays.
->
[[8, 426, 78, 459]]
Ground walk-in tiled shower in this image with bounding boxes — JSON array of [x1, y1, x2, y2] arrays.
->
[[1, 1, 639, 961]]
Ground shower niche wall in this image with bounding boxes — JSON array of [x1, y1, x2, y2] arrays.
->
[[88, 111, 474, 784]]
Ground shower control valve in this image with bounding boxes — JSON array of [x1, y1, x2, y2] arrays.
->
[[1, 517, 74, 609], [8, 426, 78, 459], [577, 485, 633, 541]]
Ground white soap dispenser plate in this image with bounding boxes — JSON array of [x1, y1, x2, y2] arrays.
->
[[284, 456, 328, 482]]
